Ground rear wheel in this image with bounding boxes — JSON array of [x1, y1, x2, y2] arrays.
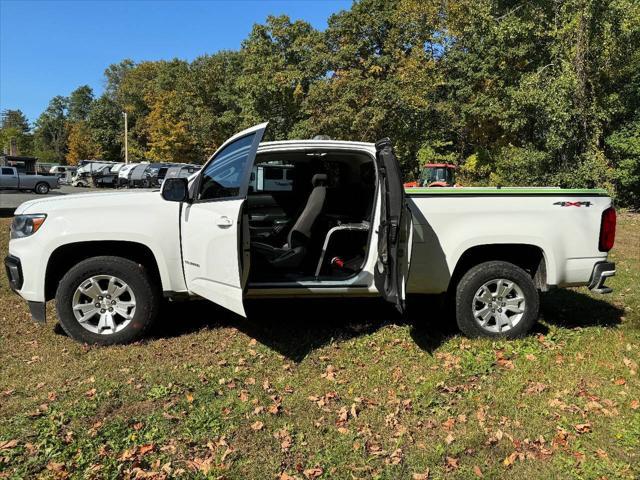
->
[[35, 182, 50, 194], [455, 261, 539, 338], [55, 256, 160, 345]]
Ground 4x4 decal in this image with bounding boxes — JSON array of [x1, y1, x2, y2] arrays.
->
[[553, 201, 592, 207]]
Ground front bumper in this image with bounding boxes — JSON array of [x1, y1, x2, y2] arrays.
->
[[588, 261, 615, 294], [4, 255, 46, 323], [4, 255, 23, 291]]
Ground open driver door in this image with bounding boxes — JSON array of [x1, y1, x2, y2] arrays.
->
[[374, 138, 413, 313]]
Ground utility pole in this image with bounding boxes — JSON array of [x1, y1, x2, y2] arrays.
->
[[123, 112, 129, 164]]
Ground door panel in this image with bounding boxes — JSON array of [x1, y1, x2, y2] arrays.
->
[[373, 138, 413, 313], [180, 123, 267, 317], [182, 199, 247, 316], [0, 168, 19, 188]]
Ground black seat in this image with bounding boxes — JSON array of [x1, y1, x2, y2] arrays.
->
[[252, 174, 327, 269]]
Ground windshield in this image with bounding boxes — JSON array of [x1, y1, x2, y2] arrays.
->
[[423, 167, 447, 183]]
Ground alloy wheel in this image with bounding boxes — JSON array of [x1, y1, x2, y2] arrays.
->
[[71, 275, 136, 335], [472, 278, 526, 333]]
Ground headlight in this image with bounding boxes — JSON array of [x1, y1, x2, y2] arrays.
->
[[10, 214, 47, 239]]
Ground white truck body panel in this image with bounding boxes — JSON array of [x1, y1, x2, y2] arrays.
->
[[12, 191, 186, 302], [407, 193, 611, 294]]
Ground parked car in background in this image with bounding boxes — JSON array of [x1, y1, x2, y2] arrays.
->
[[0, 166, 60, 194]]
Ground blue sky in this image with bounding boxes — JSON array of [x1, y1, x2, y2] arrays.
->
[[0, 0, 351, 124]]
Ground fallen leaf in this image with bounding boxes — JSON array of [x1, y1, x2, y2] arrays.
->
[[303, 466, 323, 479], [274, 429, 293, 452], [630, 399, 639, 410], [473, 465, 483, 477], [189, 456, 214, 475], [336, 407, 349, 427], [386, 448, 403, 465], [503, 452, 520, 467], [445, 456, 460, 471], [574, 423, 592, 434], [0, 439, 18, 450], [278, 473, 298, 480], [85, 388, 97, 398], [322, 365, 337, 381], [138, 444, 155, 456], [442, 417, 455, 430], [524, 382, 547, 394], [412, 469, 430, 480], [445, 433, 455, 445], [251, 421, 264, 431], [46, 461, 68, 478]]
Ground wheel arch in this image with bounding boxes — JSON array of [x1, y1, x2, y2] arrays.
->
[[45, 241, 163, 301], [448, 243, 549, 295]]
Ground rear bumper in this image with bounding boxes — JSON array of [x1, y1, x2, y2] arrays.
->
[[588, 261, 615, 294]]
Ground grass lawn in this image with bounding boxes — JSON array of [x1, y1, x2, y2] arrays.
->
[[0, 214, 638, 479]]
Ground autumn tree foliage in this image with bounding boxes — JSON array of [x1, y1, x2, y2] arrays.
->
[[23, 0, 640, 207]]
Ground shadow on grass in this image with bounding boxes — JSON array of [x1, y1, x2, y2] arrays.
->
[[540, 288, 624, 328], [53, 289, 624, 361], [147, 294, 458, 361]]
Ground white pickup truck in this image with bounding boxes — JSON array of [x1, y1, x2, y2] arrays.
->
[[4, 123, 616, 345]]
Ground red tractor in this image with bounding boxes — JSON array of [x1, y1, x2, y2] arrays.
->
[[404, 163, 458, 188]]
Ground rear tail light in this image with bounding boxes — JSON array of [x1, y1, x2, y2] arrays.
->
[[599, 207, 616, 252]]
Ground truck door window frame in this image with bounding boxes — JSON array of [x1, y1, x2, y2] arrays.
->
[[193, 131, 263, 204]]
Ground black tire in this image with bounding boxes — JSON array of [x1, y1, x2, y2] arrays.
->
[[455, 260, 539, 339], [35, 182, 50, 194], [55, 256, 160, 345]]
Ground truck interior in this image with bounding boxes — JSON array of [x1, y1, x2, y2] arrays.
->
[[246, 150, 377, 283]]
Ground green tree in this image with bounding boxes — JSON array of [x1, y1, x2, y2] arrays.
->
[[0, 109, 33, 155], [87, 95, 123, 161], [33, 96, 68, 162], [68, 85, 94, 122], [238, 15, 326, 140]]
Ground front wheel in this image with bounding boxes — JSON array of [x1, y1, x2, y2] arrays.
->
[[55, 256, 160, 345], [35, 182, 50, 194], [455, 260, 539, 338]]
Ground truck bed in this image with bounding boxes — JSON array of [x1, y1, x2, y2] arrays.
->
[[406, 187, 612, 294]]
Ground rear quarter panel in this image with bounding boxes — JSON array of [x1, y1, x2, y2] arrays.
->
[[406, 190, 612, 294]]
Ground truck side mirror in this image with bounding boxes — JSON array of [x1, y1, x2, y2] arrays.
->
[[161, 177, 189, 202]]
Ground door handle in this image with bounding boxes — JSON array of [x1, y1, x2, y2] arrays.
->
[[217, 216, 233, 228]]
